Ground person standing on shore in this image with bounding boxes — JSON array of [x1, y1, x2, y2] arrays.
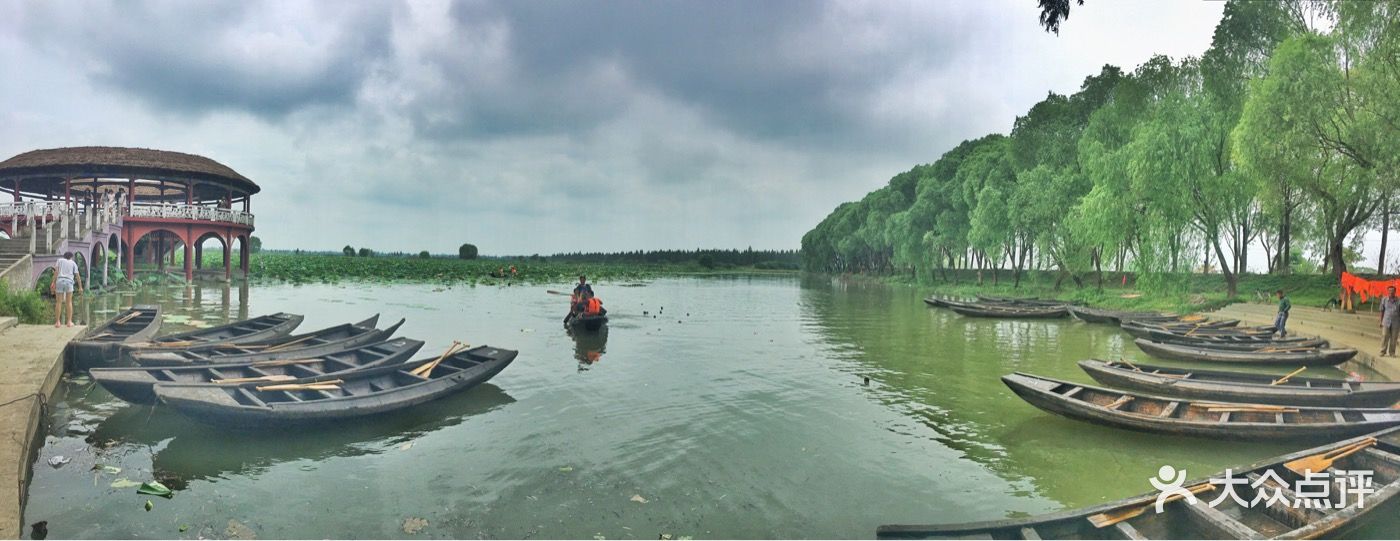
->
[[1380, 286, 1400, 357], [51, 251, 81, 327], [1273, 289, 1290, 338]]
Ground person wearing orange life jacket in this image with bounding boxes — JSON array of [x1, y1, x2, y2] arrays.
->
[[584, 295, 604, 316]]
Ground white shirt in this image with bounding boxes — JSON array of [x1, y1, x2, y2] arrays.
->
[[55, 258, 79, 280]]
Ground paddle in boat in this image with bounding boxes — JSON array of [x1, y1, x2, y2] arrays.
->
[[1001, 372, 1400, 441], [69, 305, 162, 370], [91, 338, 426, 405], [1078, 359, 1400, 408], [154, 342, 519, 426], [130, 316, 401, 367], [878, 426, 1400, 539], [118, 312, 304, 363]]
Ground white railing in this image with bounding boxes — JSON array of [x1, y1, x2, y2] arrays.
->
[[129, 203, 254, 226], [0, 201, 66, 219]]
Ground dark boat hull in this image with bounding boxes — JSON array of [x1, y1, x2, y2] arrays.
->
[[131, 318, 401, 367], [878, 427, 1400, 539], [93, 338, 425, 405], [949, 304, 1067, 319], [1135, 338, 1357, 366], [1079, 359, 1400, 408], [68, 305, 163, 370], [156, 345, 518, 426], [1067, 306, 1170, 325], [568, 314, 608, 331], [1002, 373, 1400, 441]]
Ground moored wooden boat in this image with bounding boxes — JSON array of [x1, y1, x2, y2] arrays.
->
[[155, 344, 518, 426], [69, 305, 162, 370], [976, 295, 1067, 308], [878, 426, 1400, 539], [1135, 338, 1357, 366], [91, 338, 426, 405], [948, 303, 1068, 319], [567, 314, 608, 331], [1001, 372, 1400, 440], [118, 312, 304, 363], [1142, 334, 1328, 351], [1079, 359, 1400, 408], [130, 316, 400, 366], [1067, 305, 1168, 325], [1122, 323, 1306, 344], [922, 296, 951, 308]]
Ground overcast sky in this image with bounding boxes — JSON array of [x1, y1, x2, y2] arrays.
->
[[0, 0, 1227, 255]]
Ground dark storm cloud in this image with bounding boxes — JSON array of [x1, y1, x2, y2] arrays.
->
[[16, 0, 394, 117]]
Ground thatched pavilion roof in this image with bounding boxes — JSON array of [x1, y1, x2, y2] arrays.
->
[[0, 146, 259, 200]]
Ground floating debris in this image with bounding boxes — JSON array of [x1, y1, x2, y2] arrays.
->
[[137, 481, 173, 498], [402, 517, 428, 534], [225, 519, 256, 540], [144, 500, 153, 512], [630, 494, 649, 504], [109, 478, 141, 489], [47, 456, 70, 468]]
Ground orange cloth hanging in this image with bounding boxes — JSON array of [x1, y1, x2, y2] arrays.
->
[[1340, 272, 1400, 303]]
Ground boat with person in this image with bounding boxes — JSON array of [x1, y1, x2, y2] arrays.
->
[[1134, 338, 1358, 366], [154, 342, 518, 426], [1078, 359, 1400, 408], [1001, 372, 1400, 440], [69, 305, 163, 369], [117, 312, 304, 363], [567, 313, 609, 331], [91, 338, 426, 405], [878, 426, 1400, 539], [130, 316, 401, 366]]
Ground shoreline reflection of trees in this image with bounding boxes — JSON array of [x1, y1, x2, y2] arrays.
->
[[86, 383, 514, 483], [569, 327, 608, 372]]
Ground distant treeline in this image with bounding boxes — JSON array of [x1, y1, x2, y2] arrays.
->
[[801, 1, 1399, 297], [543, 248, 800, 269]]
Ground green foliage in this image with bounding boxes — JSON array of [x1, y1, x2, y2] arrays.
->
[[342, 245, 355, 257], [697, 254, 715, 269], [0, 279, 51, 324], [249, 236, 262, 253], [459, 243, 479, 260], [418, 251, 431, 259], [358, 247, 373, 258]]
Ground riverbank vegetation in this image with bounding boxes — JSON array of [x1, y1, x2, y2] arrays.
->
[[802, 1, 1398, 304], [0, 279, 51, 323], [228, 250, 798, 285]]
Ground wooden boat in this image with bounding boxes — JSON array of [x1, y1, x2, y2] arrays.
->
[[69, 305, 162, 370], [130, 316, 400, 367], [1121, 323, 1306, 344], [976, 295, 1067, 308], [948, 303, 1068, 319], [91, 338, 425, 405], [1079, 359, 1400, 408], [567, 314, 608, 331], [1001, 372, 1400, 440], [922, 296, 951, 308], [1143, 334, 1328, 351], [877, 426, 1400, 539], [155, 344, 519, 426], [118, 313, 304, 363], [1135, 338, 1357, 367], [1067, 305, 1169, 325]]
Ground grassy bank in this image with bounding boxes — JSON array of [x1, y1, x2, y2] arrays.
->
[[872, 269, 1342, 314], [228, 252, 797, 285], [0, 279, 52, 324]]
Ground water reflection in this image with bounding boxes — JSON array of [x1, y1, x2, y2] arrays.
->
[[569, 326, 609, 371], [84, 384, 514, 483], [74, 281, 250, 333]]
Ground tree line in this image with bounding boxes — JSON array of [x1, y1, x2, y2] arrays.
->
[[801, 0, 1398, 296]]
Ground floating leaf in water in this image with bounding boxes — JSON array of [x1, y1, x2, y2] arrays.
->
[[163, 315, 191, 323], [138, 481, 173, 498], [630, 494, 649, 504], [96, 465, 121, 475], [110, 478, 141, 489], [402, 517, 428, 534], [179, 525, 188, 533], [558, 466, 573, 472], [144, 499, 153, 512]]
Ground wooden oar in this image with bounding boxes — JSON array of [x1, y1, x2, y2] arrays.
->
[[1284, 438, 1377, 476], [1193, 402, 1293, 411], [1088, 483, 1215, 528], [256, 379, 344, 392], [211, 374, 296, 385], [409, 341, 469, 378], [1271, 367, 1307, 385], [264, 334, 318, 352], [114, 311, 142, 325], [250, 358, 318, 367], [1118, 358, 1142, 372], [1206, 406, 1299, 413], [547, 290, 572, 296]]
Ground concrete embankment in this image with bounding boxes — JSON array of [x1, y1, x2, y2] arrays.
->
[[1209, 302, 1400, 380], [0, 320, 84, 540]]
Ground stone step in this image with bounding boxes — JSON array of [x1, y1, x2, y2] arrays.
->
[[0, 318, 15, 333]]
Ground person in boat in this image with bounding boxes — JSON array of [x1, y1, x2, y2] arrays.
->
[[51, 251, 82, 328], [1381, 286, 1400, 357], [564, 275, 593, 323], [1274, 289, 1290, 338]]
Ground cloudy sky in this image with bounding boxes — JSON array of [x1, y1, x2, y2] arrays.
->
[[0, 0, 1225, 255]]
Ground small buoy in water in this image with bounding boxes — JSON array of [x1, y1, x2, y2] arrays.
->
[[863, 377, 870, 386]]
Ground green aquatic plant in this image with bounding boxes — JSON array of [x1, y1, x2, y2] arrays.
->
[[0, 278, 52, 324]]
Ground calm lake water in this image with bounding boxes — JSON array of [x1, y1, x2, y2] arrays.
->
[[24, 276, 1400, 539]]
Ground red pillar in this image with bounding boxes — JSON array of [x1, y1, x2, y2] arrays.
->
[[124, 228, 134, 280], [183, 227, 193, 282], [240, 236, 249, 278], [223, 231, 232, 280]]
